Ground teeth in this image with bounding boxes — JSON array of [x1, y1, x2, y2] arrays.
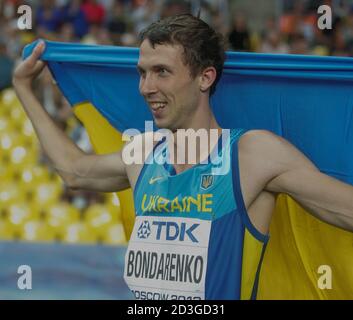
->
[[151, 102, 166, 109]]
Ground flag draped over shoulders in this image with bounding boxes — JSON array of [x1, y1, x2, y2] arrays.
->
[[23, 40, 353, 299]]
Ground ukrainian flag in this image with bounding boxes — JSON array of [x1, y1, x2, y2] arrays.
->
[[23, 40, 353, 299]]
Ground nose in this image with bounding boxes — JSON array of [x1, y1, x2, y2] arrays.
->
[[139, 73, 158, 97]]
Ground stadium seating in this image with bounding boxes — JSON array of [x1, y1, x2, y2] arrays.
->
[[7, 202, 40, 235], [62, 222, 97, 244], [102, 223, 126, 245], [0, 88, 126, 244], [0, 219, 14, 241], [20, 220, 56, 242], [84, 204, 120, 239], [45, 202, 80, 239]]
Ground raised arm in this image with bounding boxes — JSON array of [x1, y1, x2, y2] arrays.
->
[[240, 130, 353, 232], [12, 41, 129, 192]]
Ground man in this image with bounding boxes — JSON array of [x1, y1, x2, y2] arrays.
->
[[12, 14, 353, 300]]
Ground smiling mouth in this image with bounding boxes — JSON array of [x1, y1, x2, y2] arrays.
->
[[149, 102, 168, 118], [149, 101, 167, 111]]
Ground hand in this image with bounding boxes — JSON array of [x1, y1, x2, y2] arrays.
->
[[12, 41, 47, 88]]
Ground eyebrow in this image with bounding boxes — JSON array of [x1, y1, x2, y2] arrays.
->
[[137, 64, 172, 73], [136, 65, 145, 73]]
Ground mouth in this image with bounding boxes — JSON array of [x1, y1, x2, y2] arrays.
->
[[149, 101, 167, 118]]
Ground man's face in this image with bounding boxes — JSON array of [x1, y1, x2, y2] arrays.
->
[[138, 40, 200, 130]]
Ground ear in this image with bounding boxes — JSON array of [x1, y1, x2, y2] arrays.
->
[[199, 67, 217, 93]]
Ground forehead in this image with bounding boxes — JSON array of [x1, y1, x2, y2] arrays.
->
[[138, 40, 185, 68]]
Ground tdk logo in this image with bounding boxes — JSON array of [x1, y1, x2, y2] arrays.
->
[[152, 221, 199, 243], [137, 221, 151, 239]]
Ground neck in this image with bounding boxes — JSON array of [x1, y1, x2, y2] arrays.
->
[[178, 97, 221, 132], [169, 103, 222, 174]]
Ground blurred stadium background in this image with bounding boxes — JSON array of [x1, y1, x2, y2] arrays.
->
[[1, 0, 353, 299]]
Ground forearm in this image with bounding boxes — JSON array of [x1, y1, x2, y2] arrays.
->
[[292, 193, 353, 233], [13, 83, 129, 191], [271, 169, 353, 232], [13, 82, 84, 178]]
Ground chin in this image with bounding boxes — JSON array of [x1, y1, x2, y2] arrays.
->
[[154, 118, 172, 130]]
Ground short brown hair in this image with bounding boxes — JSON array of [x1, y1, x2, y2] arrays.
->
[[139, 14, 225, 96]]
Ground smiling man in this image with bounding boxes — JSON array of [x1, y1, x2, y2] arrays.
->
[[12, 14, 353, 300]]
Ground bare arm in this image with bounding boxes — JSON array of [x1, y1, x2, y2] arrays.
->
[[267, 166, 353, 231], [243, 130, 353, 232], [12, 41, 129, 192]]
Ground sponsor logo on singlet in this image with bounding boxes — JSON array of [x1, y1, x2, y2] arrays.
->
[[124, 216, 211, 300]]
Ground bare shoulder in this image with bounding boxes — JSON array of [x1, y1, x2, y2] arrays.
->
[[235, 130, 279, 205], [235, 130, 281, 233], [237, 130, 282, 173], [238, 129, 285, 155], [238, 129, 311, 168], [238, 129, 318, 191]]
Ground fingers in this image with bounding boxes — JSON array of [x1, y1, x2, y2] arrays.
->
[[33, 60, 47, 74], [27, 41, 46, 66]]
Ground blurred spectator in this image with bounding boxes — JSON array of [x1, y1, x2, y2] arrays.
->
[[61, 0, 89, 38], [261, 30, 289, 54], [279, 0, 305, 36], [81, 23, 113, 45], [264, 16, 278, 31], [228, 14, 250, 51], [81, 0, 106, 25], [120, 32, 139, 47], [197, 1, 214, 26], [58, 22, 79, 42], [2, 0, 350, 60], [36, 0, 65, 33], [331, 24, 350, 56], [0, 39, 14, 91], [211, 10, 228, 35], [2, 19, 23, 60], [131, 0, 160, 33], [96, 27, 114, 45], [107, 0, 131, 45], [344, 10, 353, 53], [289, 33, 309, 54], [160, 0, 190, 19]]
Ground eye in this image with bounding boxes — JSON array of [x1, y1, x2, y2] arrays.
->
[[158, 68, 169, 76], [137, 68, 146, 78]]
